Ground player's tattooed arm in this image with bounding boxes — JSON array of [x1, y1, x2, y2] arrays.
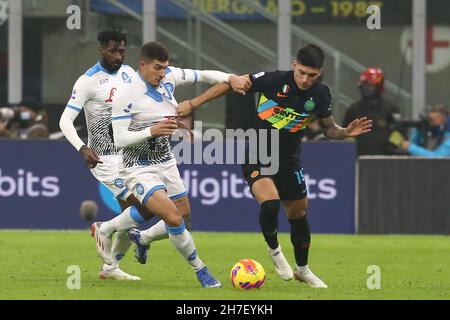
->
[[320, 115, 373, 139], [319, 115, 348, 140]]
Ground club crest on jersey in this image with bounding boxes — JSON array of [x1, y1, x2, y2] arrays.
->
[[100, 78, 108, 85], [304, 98, 316, 111], [122, 72, 132, 83]]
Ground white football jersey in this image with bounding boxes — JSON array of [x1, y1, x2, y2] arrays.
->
[[112, 66, 200, 168], [66, 61, 136, 156]]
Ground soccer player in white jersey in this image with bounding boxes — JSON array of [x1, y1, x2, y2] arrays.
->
[[59, 28, 154, 281], [92, 41, 250, 287]]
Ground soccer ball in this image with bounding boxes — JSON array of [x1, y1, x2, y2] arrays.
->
[[230, 258, 266, 290]]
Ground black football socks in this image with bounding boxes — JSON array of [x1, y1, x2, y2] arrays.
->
[[288, 214, 311, 267], [259, 200, 281, 250]]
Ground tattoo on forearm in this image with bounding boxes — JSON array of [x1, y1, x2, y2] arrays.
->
[[324, 126, 347, 139], [320, 116, 347, 140]]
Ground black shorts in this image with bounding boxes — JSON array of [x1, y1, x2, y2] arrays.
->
[[242, 164, 307, 201]]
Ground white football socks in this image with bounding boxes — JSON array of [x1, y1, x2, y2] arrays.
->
[[110, 230, 132, 268], [99, 206, 144, 237], [168, 224, 205, 272], [139, 220, 169, 245]]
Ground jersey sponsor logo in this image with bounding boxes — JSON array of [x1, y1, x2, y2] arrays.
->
[[181, 69, 187, 80], [71, 89, 77, 99], [122, 72, 132, 83], [252, 72, 265, 79], [257, 94, 314, 132], [105, 87, 117, 103], [304, 98, 316, 111]]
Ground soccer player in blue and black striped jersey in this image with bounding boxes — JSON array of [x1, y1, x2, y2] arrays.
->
[[177, 45, 372, 288]]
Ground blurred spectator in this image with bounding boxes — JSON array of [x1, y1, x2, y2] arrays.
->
[[0, 105, 17, 138], [343, 67, 401, 155], [0, 97, 49, 139], [398, 105, 450, 157], [0, 118, 14, 138]]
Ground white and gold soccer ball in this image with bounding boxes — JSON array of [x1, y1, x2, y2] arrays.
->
[[230, 258, 266, 290]]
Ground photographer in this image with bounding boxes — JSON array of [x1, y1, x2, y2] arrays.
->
[[397, 105, 450, 157]]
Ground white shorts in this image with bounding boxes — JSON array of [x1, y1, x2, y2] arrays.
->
[[122, 159, 186, 205], [90, 154, 131, 200]]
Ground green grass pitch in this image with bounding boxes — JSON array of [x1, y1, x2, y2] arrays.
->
[[0, 230, 449, 300]]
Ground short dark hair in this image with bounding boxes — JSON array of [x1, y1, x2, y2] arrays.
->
[[139, 41, 170, 63], [97, 27, 128, 48], [296, 44, 325, 69]]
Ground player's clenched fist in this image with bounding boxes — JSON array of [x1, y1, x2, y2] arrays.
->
[[229, 74, 252, 95], [177, 100, 195, 118], [149, 119, 179, 137]]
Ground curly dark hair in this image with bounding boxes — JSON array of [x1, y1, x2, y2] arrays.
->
[[97, 26, 128, 48]]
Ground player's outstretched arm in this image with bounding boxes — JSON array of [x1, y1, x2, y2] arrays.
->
[[196, 71, 250, 94], [319, 115, 372, 140], [170, 67, 251, 95], [177, 82, 232, 118]]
